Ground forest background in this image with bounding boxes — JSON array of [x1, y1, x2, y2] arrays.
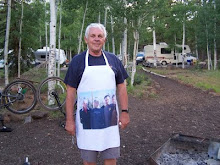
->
[[0, 0, 220, 86]]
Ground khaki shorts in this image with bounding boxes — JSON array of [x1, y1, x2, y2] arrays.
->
[[80, 147, 120, 163]]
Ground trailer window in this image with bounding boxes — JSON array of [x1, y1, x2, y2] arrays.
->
[[161, 48, 171, 54], [41, 55, 46, 59]]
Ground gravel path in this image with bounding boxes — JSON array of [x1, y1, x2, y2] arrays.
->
[[0, 71, 220, 165]]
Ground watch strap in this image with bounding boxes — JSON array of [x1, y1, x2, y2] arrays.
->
[[121, 109, 129, 113]]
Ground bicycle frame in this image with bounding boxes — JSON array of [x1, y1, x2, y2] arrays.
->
[[0, 93, 23, 109], [1, 79, 37, 114], [51, 91, 65, 117]]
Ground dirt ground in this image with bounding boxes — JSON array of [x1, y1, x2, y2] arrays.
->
[[1, 71, 220, 165]]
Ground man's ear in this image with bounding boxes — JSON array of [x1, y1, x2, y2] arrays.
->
[[84, 36, 88, 44]]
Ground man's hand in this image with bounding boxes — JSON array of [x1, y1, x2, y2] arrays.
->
[[65, 120, 76, 136], [119, 112, 130, 129]]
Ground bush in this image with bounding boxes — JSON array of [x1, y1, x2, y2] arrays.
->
[[127, 67, 148, 86]]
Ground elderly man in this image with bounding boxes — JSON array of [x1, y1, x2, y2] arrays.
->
[[80, 99, 91, 129], [64, 23, 130, 165]]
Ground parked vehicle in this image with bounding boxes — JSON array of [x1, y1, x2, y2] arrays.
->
[[0, 59, 13, 69], [186, 53, 197, 65], [143, 43, 196, 66], [136, 52, 145, 65], [0, 49, 14, 69], [0, 59, 4, 69], [34, 47, 68, 65]]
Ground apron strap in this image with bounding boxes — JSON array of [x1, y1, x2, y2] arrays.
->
[[85, 50, 109, 67]]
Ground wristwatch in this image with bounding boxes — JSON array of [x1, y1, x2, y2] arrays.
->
[[121, 109, 129, 113]]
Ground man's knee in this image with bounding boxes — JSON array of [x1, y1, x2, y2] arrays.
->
[[104, 159, 116, 165]]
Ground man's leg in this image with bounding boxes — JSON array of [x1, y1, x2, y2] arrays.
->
[[101, 147, 120, 165], [81, 149, 97, 165], [104, 159, 116, 165]]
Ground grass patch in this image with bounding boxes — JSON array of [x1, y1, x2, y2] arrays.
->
[[20, 66, 67, 89], [148, 67, 220, 94], [0, 69, 5, 79], [0, 69, 3, 78], [127, 66, 153, 98], [48, 110, 65, 119], [148, 92, 158, 98]]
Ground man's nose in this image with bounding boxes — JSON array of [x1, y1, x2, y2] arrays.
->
[[94, 36, 100, 40]]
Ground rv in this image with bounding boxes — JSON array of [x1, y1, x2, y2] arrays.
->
[[34, 47, 67, 65], [144, 43, 195, 65], [0, 59, 4, 69]]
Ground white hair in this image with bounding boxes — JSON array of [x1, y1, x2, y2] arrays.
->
[[85, 23, 107, 39]]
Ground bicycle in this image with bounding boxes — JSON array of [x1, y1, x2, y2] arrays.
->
[[0, 79, 37, 114], [0, 77, 67, 131], [0, 79, 37, 132], [37, 76, 71, 128], [37, 76, 67, 113], [37, 77, 77, 128]]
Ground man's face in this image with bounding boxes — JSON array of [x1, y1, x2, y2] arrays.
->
[[83, 101, 88, 110], [94, 101, 99, 108], [84, 27, 106, 56], [112, 96, 116, 104], [105, 96, 110, 105]]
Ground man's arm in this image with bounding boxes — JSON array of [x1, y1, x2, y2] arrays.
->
[[117, 81, 130, 129], [65, 85, 77, 135]]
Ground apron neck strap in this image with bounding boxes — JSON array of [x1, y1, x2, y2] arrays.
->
[[85, 50, 109, 67]]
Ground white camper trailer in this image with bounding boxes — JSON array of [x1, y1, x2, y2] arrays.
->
[[34, 47, 67, 65], [144, 43, 194, 65]]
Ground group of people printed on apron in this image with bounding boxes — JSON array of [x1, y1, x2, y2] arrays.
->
[[80, 94, 118, 130]]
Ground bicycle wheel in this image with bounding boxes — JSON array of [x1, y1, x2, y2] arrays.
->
[[2, 80, 37, 114], [38, 77, 67, 110]]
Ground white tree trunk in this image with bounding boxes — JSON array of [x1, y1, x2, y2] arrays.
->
[[4, 0, 12, 86], [195, 35, 199, 60], [110, 15, 115, 55], [122, 0, 128, 68], [203, 0, 211, 70], [39, 35, 42, 48], [119, 43, 121, 56], [182, 18, 185, 69], [57, 0, 62, 77], [18, 0, 24, 78], [122, 17, 128, 67], [175, 34, 178, 67], [70, 48, 72, 60], [206, 25, 211, 71], [152, 15, 157, 67], [213, 0, 217, 70], [47, 0, 57, 105], [45, 1, 48, 69], [48, 0, 56, 77], [207, 42, 211, 71], [98, 12, 101, 23], [66, 49, 68, 60], [131, 29, 139, 86], [107, 42, 110, 52], [213, 37, 217, 70], [103, 6, 108, 50], [78, 0, 88, 54]]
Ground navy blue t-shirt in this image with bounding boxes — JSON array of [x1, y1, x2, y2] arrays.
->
[[64, 50, 129, 89]]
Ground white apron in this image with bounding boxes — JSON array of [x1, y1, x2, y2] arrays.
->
[[76, 50, 120, 151]]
